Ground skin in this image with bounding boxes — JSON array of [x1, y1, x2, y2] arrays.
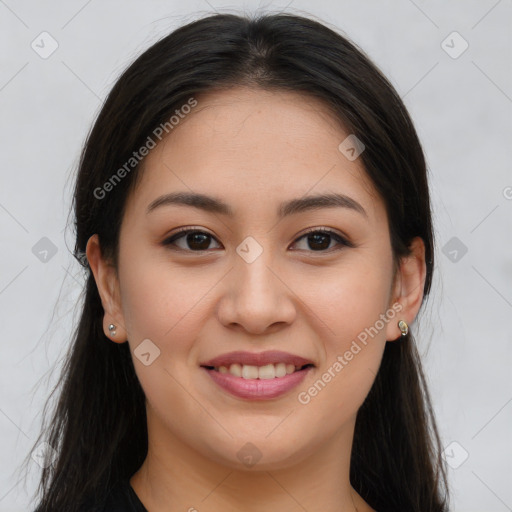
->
[[87, 87, 426, 512]]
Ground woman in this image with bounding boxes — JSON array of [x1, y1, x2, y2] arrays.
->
[[29, 11, 450, 512]]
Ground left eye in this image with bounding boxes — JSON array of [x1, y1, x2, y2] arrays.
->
[[163, 228, 350, 253], [292, 229, 350, 252]]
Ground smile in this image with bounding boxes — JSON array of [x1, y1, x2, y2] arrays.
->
[[204, 362, 313, 379], [201, 364, 313, 400]]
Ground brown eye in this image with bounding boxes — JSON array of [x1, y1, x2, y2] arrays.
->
[[163, 227, 351, 254], [163, 229, 222, 251], [291, 229, 351, 252]]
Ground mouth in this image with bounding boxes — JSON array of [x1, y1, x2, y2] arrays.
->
[[200, 362, 314, 379], [200, 363, 315, 400]]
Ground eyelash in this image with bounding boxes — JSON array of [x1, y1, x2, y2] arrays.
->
[[162, 226, 353, 254]]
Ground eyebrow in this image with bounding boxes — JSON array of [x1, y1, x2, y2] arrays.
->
[[146, 191, 367, 219]]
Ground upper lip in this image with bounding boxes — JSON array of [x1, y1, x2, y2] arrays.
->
[[200, 350, 315, 368]]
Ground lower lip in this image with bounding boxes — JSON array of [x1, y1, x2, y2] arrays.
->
[[201, 366, 313, 400]]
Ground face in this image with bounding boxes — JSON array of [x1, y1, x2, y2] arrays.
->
[[90, 87, 413, 471]]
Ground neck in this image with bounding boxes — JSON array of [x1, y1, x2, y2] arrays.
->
[[130, 408, 371, 512]]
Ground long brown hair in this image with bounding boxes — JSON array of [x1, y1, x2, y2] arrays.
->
[[25, 12, 450, 511]]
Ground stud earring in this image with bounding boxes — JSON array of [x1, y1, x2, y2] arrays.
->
[[398, 319, 408, 336], [108, 323, 117, 337]]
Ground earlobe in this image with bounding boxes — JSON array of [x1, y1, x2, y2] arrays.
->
[[85, 234, 127, 343], [385, 237, 427, 341]]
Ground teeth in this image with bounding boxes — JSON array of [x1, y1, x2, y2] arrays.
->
[[216, 363, 301, 379]]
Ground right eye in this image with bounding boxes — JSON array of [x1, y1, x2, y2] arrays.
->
[[162, 228, 223, 252]]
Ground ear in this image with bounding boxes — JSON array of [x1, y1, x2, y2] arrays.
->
[[385, 236, 427, 342], [86, 234, 127, 343]]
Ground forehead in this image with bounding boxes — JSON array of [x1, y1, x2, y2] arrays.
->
[[126, 87, 382, 222]]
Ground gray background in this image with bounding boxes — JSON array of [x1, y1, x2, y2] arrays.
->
[[1, 0, 511, 510]]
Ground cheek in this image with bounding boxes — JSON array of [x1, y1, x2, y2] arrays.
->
[[118, 249, 218, 359], [294, 276, 388, 429], [290, 257, 391, 402], [118, 255, 211, 414], [291, 255, 393, 340]]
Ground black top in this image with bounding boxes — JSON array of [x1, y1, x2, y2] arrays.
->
[[98, 479, 147, 512], [92, 480, 381, 512]]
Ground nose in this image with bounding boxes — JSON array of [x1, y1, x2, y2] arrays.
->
[[216, 243, 296, 335]]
